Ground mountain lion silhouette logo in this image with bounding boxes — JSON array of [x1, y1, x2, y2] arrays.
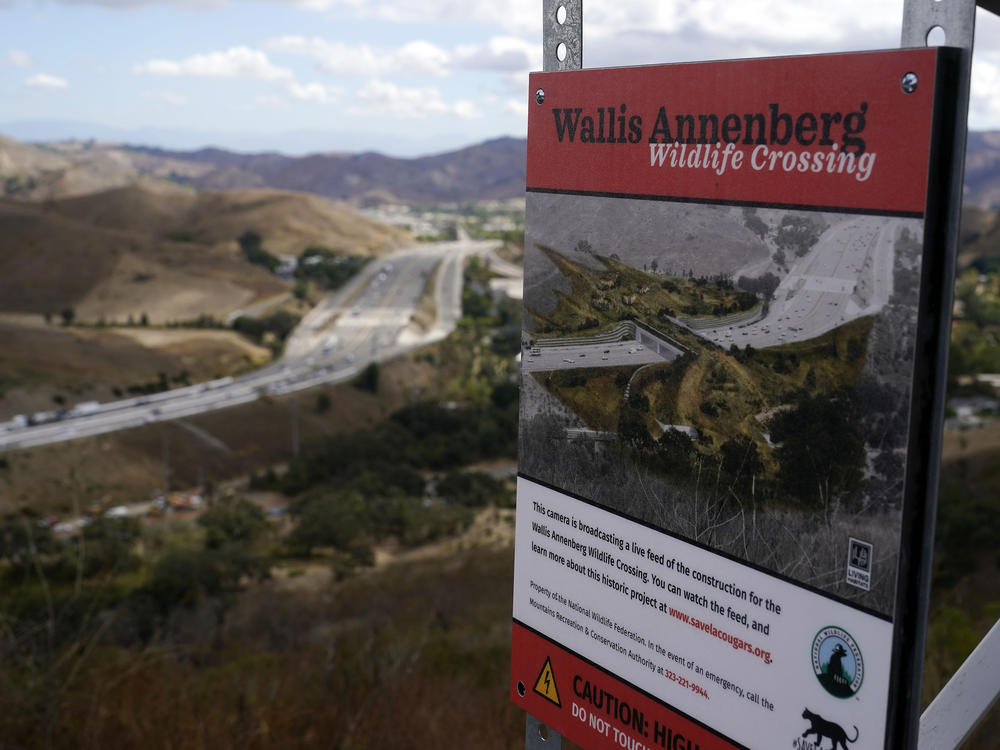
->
[[801, 708, 859, 750]]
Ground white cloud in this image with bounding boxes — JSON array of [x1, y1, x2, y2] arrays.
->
[[367, 0, 536, 36], [25, 73, 68, 89], [268, 36, 449, 77], [42, 0, 225, 7], [970, 55, 1000, 130], [141, 89, 187, 105], [7, 49, 30, 67], [265, 0, 537, 36], [249, 92, 290, 110], [503, 96, 529, 119], [286, 0, 365, 9], [394, 40, 450, 77], [684, 0, 898, 45], [452, 99, 482, 119], [287, 81, 342, 103], [269, 34, 537, 82], [134, 46, 292, 81], [455, 36, 538, 73], [348, 79, 481, 119], [268, 36, 379, 76]]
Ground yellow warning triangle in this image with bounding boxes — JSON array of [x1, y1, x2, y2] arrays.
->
[[533, 657, 561, 707]]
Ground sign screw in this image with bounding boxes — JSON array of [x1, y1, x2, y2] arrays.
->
[[901, 72, 918, 93], [535, 88, 546, 105]]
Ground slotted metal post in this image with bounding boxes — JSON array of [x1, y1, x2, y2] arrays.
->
[[893, 1, 975, 748], [542, 0, 582, 72], [523, 2, 583, 748], [900, 1, 1000, 748]]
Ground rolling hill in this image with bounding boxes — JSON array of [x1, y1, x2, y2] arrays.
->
[[6, 132, 1000, 208], [964, 131, 1000, 210], [0, 182, 409, 322], [0, 135, 529, 205]]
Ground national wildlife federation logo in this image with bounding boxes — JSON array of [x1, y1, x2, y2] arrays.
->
[[811, 627, 864, 698]]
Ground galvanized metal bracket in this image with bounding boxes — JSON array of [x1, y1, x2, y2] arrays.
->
[[542, 0, 582, 72], [902, 0, 976, 49], [526, 713, 563, 750], [901, 1, 1000, 749], [528, 1, 580, 745]]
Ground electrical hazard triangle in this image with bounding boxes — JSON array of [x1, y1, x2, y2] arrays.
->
[[533, 657, 561, 707]]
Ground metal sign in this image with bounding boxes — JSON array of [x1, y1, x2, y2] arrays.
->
[[512, 47, 961, 749]]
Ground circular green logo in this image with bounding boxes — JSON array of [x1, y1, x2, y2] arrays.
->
[[811, 626, 863, 698]]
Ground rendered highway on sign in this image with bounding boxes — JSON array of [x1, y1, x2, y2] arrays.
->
[[697, 216, 901, 350], [0, 235, 517, 452]]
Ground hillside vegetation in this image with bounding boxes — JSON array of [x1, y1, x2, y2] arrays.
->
[[0, 184, 405, 322]]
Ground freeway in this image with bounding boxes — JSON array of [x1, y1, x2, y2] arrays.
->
[[1, 234, 517, 452], [696, 216, 903, 350], [522, 340, 673, 373]]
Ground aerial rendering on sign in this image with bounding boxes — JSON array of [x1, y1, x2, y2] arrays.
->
[[520, 195, 921, 614], [512, 47, 957, 750]]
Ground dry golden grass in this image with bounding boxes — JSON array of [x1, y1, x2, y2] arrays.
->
[[0, 183, 409, 325], [0, 546, 523, 750], [0, 321, 265, 420], [0, 348, 444, 515]]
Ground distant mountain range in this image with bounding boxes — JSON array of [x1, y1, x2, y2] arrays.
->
[[964, 131, 1000, 211], [0, 135, 528, 206], [4, 132, 1000, 208]]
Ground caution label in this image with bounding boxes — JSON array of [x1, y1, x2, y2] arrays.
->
[[534, 657, 562, 707], [512, 622, 746, 750]]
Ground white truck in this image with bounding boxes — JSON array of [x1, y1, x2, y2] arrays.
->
[[71, 401, 101, 417]]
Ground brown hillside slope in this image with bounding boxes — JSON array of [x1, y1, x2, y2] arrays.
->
[[958, 207, 1000, 268], [0, 134, 69, 175], [0, 184, 409, 322], [46, 183, 409, 255], [0, 136, 142, 200], [184, 188, 410, 255], [0, 196, 283, 321]]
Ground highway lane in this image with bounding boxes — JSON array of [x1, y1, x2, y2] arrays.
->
[[696, 216, 904, 350], [0, 235, 517, 452], [521, 340, 670, 373]]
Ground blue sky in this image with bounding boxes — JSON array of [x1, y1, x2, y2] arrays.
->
[[1, 0, 999, 156]]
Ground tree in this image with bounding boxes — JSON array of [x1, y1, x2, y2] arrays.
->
[[437, 471, 507, 507], [238, 229, 262, 255], [80, 516, 141, 576], [60, 307, 75, 326], [720, 436, 763, 487], [238, 229, 279, 272], [775, 214, 826, 257], [770, 390, 865, 507], [354, 362, 380, 393], [315, 392, 332, 414], [289, 490, 369, 557], [198, 497, 268, 550], [0, 515, 57, 577]]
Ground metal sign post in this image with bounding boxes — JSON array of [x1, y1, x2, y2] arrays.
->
[[513, 2, 999, 748]]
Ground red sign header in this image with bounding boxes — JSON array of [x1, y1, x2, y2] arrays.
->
[[527, 49, 940, 214]]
